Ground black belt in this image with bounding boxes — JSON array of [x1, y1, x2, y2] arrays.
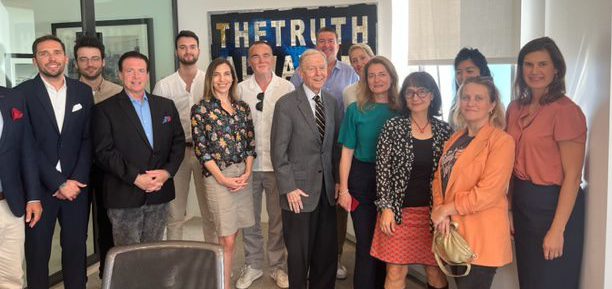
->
[[0, 191, 4, 201]]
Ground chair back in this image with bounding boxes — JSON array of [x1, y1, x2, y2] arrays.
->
[[101, 241, 224, 289]]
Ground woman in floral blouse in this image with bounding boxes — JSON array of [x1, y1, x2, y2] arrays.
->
[[191, 58, 256, 289], [370, 72, 452, 289]]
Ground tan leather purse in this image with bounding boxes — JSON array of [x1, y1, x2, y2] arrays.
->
[[432, 222, 477, 277]]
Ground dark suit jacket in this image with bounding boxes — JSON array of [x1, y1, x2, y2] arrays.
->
[[271, 84, 340, 212], [0, 86, 41, 217], [15, 75, 93, 194], [93, 90, 185, 209]]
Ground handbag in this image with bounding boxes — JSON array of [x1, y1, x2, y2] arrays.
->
[[431, 221, 477, 277]]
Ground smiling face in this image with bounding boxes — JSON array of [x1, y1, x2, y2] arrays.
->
[[455, 59, 481, 86], [459, 82, 495, 127], [349, 48, 372, 75], [299, 53, 328, 93], [316, 31, 339, 64], [119, 57, 149, 97], [405, 86, 432, 114], [176, 36, 200, 65], [248, 43, 273, 77], [33, 40, 68, 79], [75, 47, 104, 81], [522, 49, 557, 95], [212, 63, 233, 97], [367, 63, 391, 96]]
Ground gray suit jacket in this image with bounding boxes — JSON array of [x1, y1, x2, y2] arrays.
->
[[271, 84, 340, 213]]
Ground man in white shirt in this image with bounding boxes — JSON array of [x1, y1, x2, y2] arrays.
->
[[16, 35, 93, 289], [153, 30, 216, 242], [235, 41, 294, 289]]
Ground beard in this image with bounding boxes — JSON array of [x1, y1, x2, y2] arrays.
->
[[39, 67, 65, 78], [179, 55, 198, 65], [80, 69, 103, 81]]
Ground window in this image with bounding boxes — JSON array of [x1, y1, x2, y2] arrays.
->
[[407, 0, 521, 118]]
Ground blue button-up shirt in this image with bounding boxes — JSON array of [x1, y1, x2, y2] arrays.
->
[[128, 92, 154, 148], [290, 60, 359, 120]]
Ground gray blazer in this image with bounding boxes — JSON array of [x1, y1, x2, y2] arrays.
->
[[271, 84, 340, 213]]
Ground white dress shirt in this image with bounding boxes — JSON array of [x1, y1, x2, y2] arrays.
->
[[153, 69, 205, 143], [238, 72, 294, 172], [41, 75, 67, 172]]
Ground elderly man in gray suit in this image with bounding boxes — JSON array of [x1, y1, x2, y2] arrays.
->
[[271, 49, 340, 289]]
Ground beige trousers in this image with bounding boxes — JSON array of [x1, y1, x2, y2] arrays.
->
[[0, 200, 24, 289], [166, 147, 217, 242]]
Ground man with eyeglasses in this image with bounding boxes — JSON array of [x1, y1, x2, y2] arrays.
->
[[235, 40, 294, 289], [153, 30, 217, 243], [74, 34, 122, 279], [289, 26, 359, 280], [74, 35, 122, 104]]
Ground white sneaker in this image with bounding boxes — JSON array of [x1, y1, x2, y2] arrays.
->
[[270, 268, 289, 288], [235, 265, 263, 289], [336, 261, 347, 280]]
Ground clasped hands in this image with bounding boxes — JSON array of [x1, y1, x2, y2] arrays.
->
[[216, 171, 250, 192], [134, 170, 171, 192], [54, 179, 87, 201]]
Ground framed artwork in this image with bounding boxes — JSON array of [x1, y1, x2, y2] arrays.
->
[[4, 53, 37, 88], [52, 18, 155, 84]]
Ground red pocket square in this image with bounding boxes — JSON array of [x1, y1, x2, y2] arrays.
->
[[350, 196, 360, 212], [11, 108, 23, 120], [163, 116, 172, 124]]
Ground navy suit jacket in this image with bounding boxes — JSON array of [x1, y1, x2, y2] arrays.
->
[[15, 75, 93, 194], [0, 86, 41, 216]]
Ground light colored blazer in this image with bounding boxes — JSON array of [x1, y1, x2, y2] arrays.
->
[[271, 84, 340, 213], [432, 123, 515, 267]]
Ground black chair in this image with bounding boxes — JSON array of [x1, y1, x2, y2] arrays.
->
[[101, 241, 224, 289]]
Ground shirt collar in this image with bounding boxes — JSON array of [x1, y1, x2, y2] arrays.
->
[[40, 74, 66, 92], [127, 91, 148, 104], [302, 84, 320, 101]]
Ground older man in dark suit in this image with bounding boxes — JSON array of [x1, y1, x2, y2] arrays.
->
[[93, 51, 185, 246], [16, 35, 93, 289], [271, 49, 340, 289], [0, 86, 42, 289]]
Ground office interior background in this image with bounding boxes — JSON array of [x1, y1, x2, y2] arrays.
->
[[0, 0, 610, 288]]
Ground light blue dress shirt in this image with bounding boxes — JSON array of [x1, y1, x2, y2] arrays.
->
[[128, 92, 154, 148], [290, 60, 359, 120]]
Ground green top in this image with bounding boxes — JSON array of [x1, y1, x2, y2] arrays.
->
[[338, 102, 396, 163]]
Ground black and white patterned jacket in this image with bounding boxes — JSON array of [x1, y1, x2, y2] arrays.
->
[[375, 115, 453, 224]]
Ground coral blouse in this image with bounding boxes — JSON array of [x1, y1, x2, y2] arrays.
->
[[506, 97, 586, 186]]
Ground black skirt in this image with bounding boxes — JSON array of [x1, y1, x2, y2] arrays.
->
[[512, 177, 585, 289]]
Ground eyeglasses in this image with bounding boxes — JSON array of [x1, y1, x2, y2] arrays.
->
[[405, 88, 431, 99], [255, 92, 264, 111], [77, 56, 102, 63]]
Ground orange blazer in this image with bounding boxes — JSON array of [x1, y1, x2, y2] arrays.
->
[[433, 124, 515, 267]]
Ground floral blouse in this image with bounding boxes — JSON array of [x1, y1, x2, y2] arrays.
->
[[375, 116, 452, 224], [191, 97, 256, 177]]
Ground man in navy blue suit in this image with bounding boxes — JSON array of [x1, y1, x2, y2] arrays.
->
[[0, 86, 42, 289], [15, 35, 93, 289]]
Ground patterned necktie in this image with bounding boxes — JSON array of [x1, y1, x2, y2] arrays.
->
[[313, 94, 325, 141]]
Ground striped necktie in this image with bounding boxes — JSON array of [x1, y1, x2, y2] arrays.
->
[[313, 94, 325, 141]]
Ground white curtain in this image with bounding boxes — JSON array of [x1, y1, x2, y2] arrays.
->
[[408, 0, 521, 63]]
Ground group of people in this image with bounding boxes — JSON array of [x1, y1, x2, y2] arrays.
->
[[0, 24, 585, 289]]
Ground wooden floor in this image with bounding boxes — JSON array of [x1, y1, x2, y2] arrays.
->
[[52, 217, 426, 289]]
